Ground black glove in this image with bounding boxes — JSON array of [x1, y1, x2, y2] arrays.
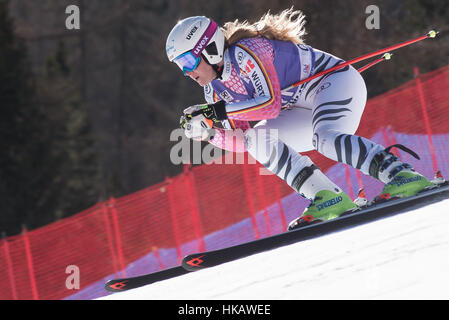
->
[[184, 100, 227, 124]]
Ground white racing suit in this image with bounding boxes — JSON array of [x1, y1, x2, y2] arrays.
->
[[203, 36, 385, 199]]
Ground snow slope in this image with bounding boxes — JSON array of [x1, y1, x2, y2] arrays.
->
[[101, 198, 449, 300]]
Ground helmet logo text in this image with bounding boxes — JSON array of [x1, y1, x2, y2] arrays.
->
[[193, 36, 209, 56], [186, 26, 198, 40]]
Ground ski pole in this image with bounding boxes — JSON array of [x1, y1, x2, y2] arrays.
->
[[279, 53, 393, 95], [358, 53, 392, 73], [282, 30, 438, 91], [279, 53, 393, 94], [185, 31, 437, 128]]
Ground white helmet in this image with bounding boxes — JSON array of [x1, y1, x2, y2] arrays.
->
[[166, 16, 225, 67]]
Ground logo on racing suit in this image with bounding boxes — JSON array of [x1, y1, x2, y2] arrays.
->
[[204, 83, 212, 95], [303, 64, 310, 74], [219, 90, 234, 102], [315, 82, 331, 96], [244, 59, 255, 73], [237, 51, 245, 64], [250, 71, 265, 96], [235, 48, 247, 66]]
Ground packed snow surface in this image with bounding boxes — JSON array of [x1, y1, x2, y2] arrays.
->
[[101, 198, 449, 300]]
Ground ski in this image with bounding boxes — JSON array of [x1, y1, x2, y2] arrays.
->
[[104, 266, 189, 292], [182, 181, 449, 272]]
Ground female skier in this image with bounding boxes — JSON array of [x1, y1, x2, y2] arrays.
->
[[166, 8, 434, 229]]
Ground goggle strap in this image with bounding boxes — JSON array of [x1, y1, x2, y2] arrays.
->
[[191, 20, 217, 58]]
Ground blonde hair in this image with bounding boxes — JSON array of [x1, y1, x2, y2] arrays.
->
[[222, 7, 307, 46]]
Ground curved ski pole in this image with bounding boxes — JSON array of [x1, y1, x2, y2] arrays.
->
[[358, 53, 392, 73]]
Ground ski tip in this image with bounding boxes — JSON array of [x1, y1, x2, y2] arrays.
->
[[104, 279, 129, 292], [182, 254, 207, 271]]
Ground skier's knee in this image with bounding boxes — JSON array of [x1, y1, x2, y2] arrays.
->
[[244, 126, 278, 151], [312, 127, 335, 152], [313, 126, 357, 152], [243, 128, 256, 152]]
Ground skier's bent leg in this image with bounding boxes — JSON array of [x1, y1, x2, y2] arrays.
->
[[309, 64, 433, 198], [313, 127, 434, 198], [312, 128, 383, 176], [244, 127, 356, 227]]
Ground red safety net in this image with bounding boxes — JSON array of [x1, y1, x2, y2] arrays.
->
[[1, 65, 448, 300]]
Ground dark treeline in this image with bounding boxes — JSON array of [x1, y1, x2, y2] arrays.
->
[[1, 0, 448, 235]]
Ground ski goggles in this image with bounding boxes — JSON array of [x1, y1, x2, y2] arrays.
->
[[173, 51, 201, 75], [173, 20, 218, 75]]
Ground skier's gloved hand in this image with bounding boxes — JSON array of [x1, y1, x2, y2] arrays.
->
[[180, 113, 213, 141], [183, 100, 227, 124], [179, 115, 188, 130]]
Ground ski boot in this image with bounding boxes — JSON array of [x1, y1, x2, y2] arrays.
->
[[369, 144, 435, 201], [288, 164, 357, 230]]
